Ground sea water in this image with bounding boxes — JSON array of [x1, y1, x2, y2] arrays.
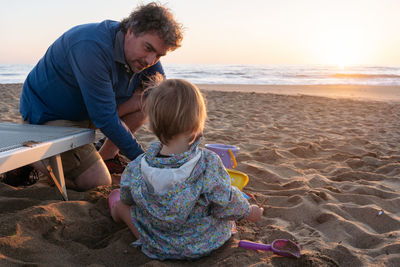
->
[[1, 63, 400, 86]]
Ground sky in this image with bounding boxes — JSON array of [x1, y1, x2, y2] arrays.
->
[[1, 0, 399, 66]]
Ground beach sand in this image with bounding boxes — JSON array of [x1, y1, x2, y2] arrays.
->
[[0, 83, 399, 266]]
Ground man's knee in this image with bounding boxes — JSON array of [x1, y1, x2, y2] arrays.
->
[[74, 159, 111, 190], [61, 143, 101, 179]]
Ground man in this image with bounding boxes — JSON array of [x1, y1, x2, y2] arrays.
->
[[18, 2, 183, 190]]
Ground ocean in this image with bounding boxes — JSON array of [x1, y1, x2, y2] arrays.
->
[[1, 63, 400, 86]]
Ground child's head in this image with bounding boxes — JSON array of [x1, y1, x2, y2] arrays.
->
[[145, 79, 207, 145]]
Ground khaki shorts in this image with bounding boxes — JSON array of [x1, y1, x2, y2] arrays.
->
[[25, 119, 101, 181]]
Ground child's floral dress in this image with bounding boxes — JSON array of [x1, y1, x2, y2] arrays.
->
[[120, 140, 250, 260]]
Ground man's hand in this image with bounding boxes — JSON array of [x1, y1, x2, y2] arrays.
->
[[118, 90, 145, 117]]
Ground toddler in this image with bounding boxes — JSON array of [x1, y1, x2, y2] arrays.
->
[[109, 79, 263, 260]]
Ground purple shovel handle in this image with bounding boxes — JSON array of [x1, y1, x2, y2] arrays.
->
[[238, 240, 272, 251], [239, 240, 301, 258]]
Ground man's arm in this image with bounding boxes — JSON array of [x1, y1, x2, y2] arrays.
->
[[68, 41, 143, 160]]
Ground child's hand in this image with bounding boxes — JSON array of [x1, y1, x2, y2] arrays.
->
[[246, 205, 264, 223]]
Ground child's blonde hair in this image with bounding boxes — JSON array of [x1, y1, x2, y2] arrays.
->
[[145, 79, 207, 145]]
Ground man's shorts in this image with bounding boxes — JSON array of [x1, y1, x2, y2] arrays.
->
[[26, 119, 101, 181]]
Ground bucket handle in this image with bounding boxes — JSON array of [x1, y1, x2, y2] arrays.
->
[[228, 149, 237, 168]]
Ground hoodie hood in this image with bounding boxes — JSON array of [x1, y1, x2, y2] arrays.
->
[[141, 150, 201, 194], [132, 139, 206, 225]]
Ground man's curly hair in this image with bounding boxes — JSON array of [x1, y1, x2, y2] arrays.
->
[[120, 2, 183, 51]]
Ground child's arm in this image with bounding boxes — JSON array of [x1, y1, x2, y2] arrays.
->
[[120, 174, 134, 205], [119, 157, 142, 205], [210, 185, 251, 221], [203, 153, 253, 220]]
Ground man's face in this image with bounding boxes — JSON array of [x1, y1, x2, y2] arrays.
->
[[124, 29, 169, 73]]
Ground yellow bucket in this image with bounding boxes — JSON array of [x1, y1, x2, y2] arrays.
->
[[227, 169, 249, 190]]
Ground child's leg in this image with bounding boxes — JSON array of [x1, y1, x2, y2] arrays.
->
[[111, 201, 140, 239]]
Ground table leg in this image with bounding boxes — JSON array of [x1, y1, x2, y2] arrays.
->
[[47, 154, 68, 201]]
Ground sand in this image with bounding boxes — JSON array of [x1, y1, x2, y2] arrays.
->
[[0, 83, 399, 266]]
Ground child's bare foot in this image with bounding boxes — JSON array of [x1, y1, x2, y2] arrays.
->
[[108, 189, 121, 220]]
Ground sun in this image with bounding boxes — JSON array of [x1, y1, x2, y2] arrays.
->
[[328, 42, 357, 68], [322, 39, 359, 68], [314, 26, 363, 68]]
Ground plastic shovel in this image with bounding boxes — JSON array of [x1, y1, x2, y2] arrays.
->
[[238, 239, 301, 258]]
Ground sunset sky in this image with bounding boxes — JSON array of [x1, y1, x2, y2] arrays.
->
[[1, 0, 399, 66]]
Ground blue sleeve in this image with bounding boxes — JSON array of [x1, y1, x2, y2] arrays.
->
[[67, 41, 143, 160]]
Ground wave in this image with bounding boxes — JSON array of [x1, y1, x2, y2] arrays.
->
[[331, 73, 400, 79], [2, 64, 400, 85], [0, 73, 21, 76]]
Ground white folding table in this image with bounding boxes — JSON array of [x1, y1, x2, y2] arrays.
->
[[0, 122, 95, 200]]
